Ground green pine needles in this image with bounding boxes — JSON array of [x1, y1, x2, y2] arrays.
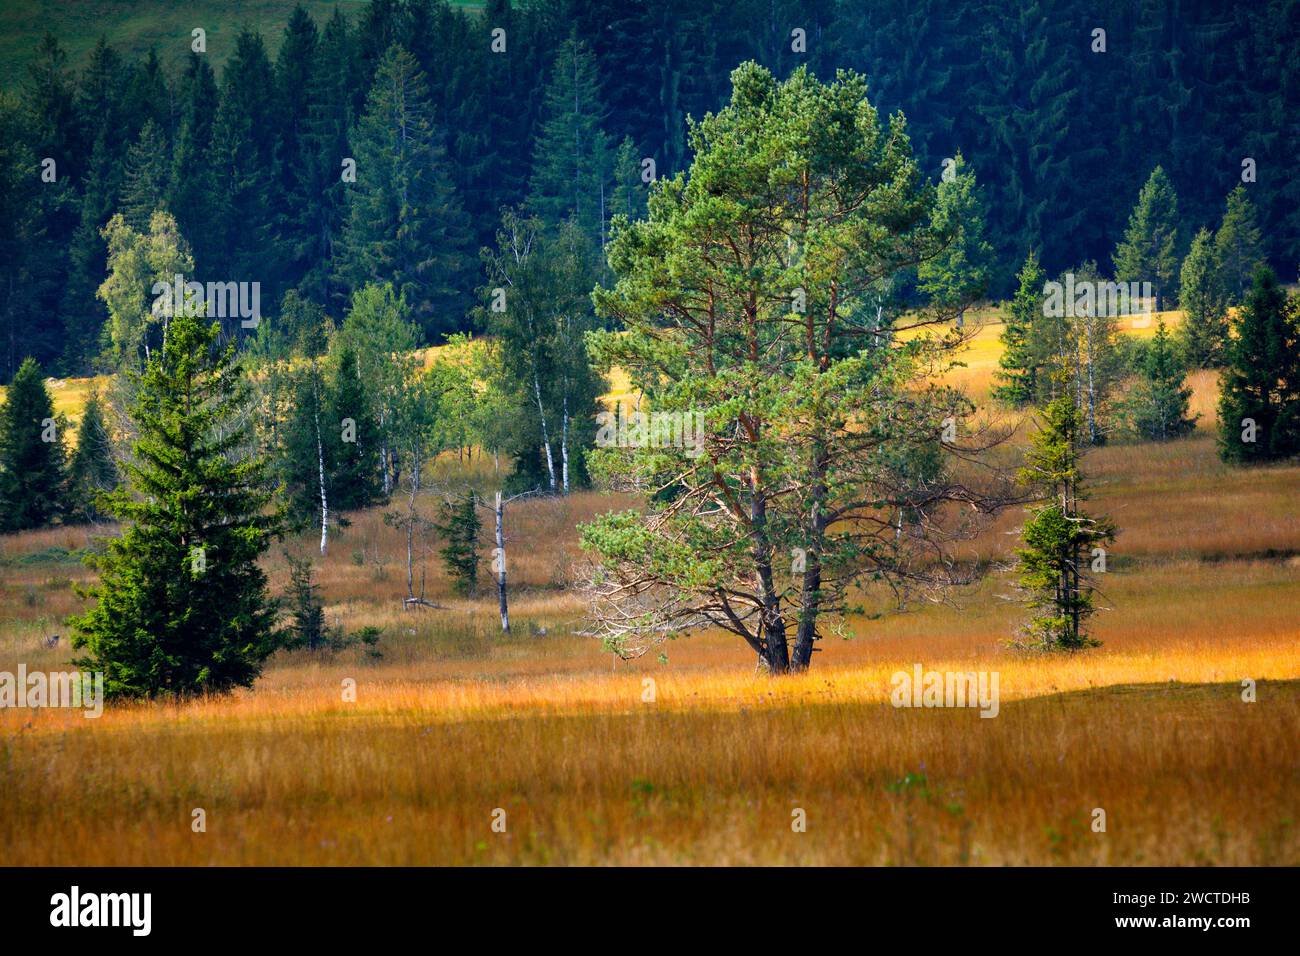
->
[[1012, 397, 1115, 651], [70, 312, 284, 699], [434, 491, 481, 596]]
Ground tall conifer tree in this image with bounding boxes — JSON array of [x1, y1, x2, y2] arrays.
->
[[1013, 396, 1115, 650], [70, 313, 283, 699], [1113, 166, 1181, 311], [336, 45, 473, 340], [0, 357, 67, 530], [1218, 267, 1300, 464]]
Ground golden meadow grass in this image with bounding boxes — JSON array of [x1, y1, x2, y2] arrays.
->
[[1, 314, 1297, 865]]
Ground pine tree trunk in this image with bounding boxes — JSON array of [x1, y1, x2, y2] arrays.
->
[[751, 478, 789, 673], [791, 446, 828, 671]]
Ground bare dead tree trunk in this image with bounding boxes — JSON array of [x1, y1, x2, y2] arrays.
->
[[399, 448, 445, 611], [313, 381, 328, 556], [405, 476, 416, 604], [495, 491, 509, 633]]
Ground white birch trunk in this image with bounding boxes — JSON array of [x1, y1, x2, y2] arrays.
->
[[495, 491, 509, 633], [561, 395, 570, 496], [533, 371, 556, 490], [314, 402, 328, 556]]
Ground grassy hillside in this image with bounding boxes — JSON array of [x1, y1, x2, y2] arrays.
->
[[0, 0, 483, 88]]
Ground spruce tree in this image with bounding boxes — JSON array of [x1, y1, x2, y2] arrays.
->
[[433, 491, 480, 596], [1214, 185, 1265, 305], [1218, 266, 1300, 464], [0, 96, 47, 383], [61, 39, 127, 372], [283, 551, 326, 650], [74, 37, 126, 156], [23, 33, 79, 182], [122, 47, 171, 137], [0, 357, 67, 531], [66, 392, 118, 523], [18, 34, 79, 372], [527, 34, 613, 250], [327, 342, 383, 510], [1125, 321, 1197, 442], [70, 312, 284, 699], [1178, 227, 1229, 368], [479, 212, 604, 492], [1112, 166, 1181, 311], [971, 0, 1080, 273], [207, 30, 282, 304], [1013, 396, 1115, 650], [119, 119, 171, 231], [917, 152, 993, 327], [297, 7, 356, 307], [609, 136, 647, 225], [460, 0, 536, 247], [169, 52, 220, 276], [60, 136, 118, 373], [335, 45, 473, 340], [994, 251, 1045, 406], [273, 4, 321, 291]]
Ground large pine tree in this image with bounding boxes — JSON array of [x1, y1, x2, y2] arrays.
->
[[70, 312, 283, 699], [582, 63, 1005, 674]]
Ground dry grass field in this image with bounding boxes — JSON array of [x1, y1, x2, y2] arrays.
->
[[1, 310, 1297, 866]]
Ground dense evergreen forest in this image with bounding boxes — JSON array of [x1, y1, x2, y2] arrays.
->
[[0, 0, 1296, 383]]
